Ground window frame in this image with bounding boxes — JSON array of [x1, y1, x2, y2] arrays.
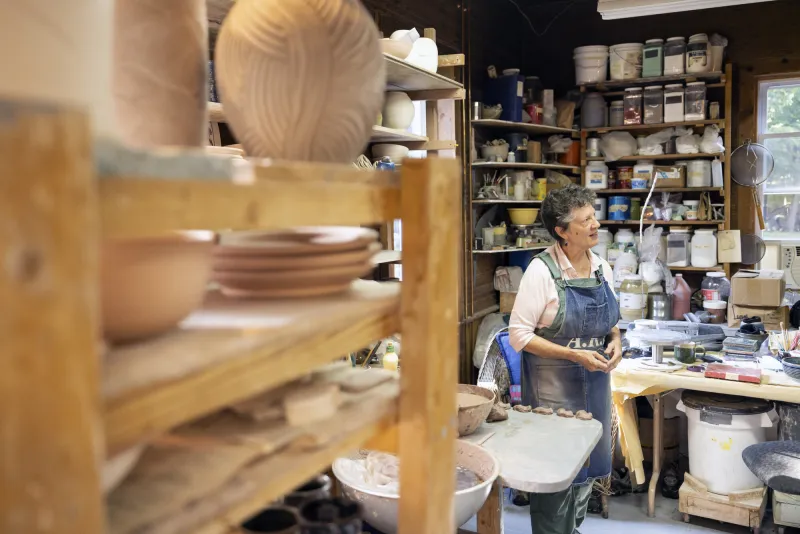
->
[[756, 76, 800, 242]]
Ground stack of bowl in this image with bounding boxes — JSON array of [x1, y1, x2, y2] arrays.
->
[[212, 227, 379, 299]]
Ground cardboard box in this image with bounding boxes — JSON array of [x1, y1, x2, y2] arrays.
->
[[730, 269, 786, 307], [653, 165, 686, 188], [727, 302, 790, 331], [500, 292, 517, 314]]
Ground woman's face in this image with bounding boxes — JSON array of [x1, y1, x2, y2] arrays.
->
[[557, 204, 600, 250]]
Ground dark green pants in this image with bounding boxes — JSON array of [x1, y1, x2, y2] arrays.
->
[[529, 483, 593, 534]]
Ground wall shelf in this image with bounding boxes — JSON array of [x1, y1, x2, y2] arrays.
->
[[473, 245, 551, 254], [472, 161, 579, 172], [472, 199, 542, 204], [583, 120, 724, 134], [472, 119, 578, 136], [591, 188, 723, 195], [385, 54, 464, 93], [584, 153, 724, 162], [599, 220, 724, 226], [579, 71, 724, 91]]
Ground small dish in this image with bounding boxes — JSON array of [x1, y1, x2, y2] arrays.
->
[[212, 244, 379, 271], [781, 356, 800, 382], [217, 227, 378, 256], [213, 261, 374, 289], [221, 281, 355, 299]]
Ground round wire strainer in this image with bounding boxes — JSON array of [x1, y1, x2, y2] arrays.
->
[[730, 140, 775, 230], [741, 233, 767, 265]]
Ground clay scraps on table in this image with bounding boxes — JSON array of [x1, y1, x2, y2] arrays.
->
[[575, 410, 593, 421], [532, 406, 553, 415], [496, 402, 511, 410], [486, 404, 508, 423], [556, 408, 574, 418], [513, 405, 532, 413]]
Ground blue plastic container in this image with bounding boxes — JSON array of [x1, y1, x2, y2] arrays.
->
[[608, 196, 632, 221]]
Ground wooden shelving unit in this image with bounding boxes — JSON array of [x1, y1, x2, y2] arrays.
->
[[471, 199, 542, 205], [585, 153, 723, 162], [472, 245, 551, 254], [583, 119, 724, 135], [472, 119, 577, 136], [472, 161, 579, 172], [579, 70, 724, 90], [598, 220, 724, 226], [590, 187, 723, 195]]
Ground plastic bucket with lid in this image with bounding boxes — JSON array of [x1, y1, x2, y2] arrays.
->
[[677, 391, 777, 495], [609, 43, 643, 80], [574, 45, 608, 84]]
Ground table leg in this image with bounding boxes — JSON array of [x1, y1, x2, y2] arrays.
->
[[647, 394, 663, 518], [477, 480, 504, 534]]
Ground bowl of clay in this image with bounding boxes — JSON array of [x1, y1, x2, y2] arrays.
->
[[458, 384, 495, 437], [332, 441, 500, 534]]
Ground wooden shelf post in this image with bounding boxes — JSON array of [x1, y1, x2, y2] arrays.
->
[[398, 158, 460, 534], [0, 102, 104, 533]]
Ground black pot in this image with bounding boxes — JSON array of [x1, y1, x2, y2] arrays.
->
[[299, 498, 362, 534], [241, 507, 300, 534], [284, 475, 332, 509]]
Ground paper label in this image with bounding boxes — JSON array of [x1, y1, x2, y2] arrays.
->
[[517, 81, 524, 97], [702, 289, 720, 301], [620, 292, 646, 309]]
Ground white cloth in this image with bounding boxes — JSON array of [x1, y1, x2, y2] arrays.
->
[[508, 243, 615, 352]]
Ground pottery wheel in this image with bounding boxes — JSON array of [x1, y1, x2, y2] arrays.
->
[[629, 330, 690, 364]]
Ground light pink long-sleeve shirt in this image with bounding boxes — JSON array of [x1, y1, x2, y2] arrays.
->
[[508, 243, 615, 352]]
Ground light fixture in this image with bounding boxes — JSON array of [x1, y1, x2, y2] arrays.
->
[[597, 0, 778, 20]]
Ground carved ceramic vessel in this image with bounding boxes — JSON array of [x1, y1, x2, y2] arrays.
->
[[215, 0, 386, 163], [382, 92, 415, 130]]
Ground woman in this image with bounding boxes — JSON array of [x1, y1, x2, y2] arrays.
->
[[509, 185, 622, 534]]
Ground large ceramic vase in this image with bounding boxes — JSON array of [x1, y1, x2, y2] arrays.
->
[[113, 0, 208, 147], [215, 0, 386, 163]]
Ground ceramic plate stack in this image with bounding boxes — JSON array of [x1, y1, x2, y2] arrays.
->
[[212, 227, 379, 299]]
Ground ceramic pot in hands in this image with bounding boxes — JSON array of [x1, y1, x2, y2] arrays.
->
[[382, 92, 415, 130], [215, 0, 385, 163]]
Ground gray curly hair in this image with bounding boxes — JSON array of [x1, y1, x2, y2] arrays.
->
[[540, 184, 597, 245]]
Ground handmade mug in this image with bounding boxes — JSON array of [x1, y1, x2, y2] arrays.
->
[[674, 342, 706, 364]]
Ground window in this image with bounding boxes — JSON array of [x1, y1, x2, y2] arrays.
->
[[758, 78, 800, 241]]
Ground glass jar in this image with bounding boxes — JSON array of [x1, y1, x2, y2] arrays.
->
[[581, 92, 607, 128], [643, 85, 664, 124], [691, 229, 717, 268], [667, 228, 691, 267], [616, 228, 635, 248], [664, 37, 686, 75], [664, 84, 685, 123], [642, 39, 664, 78], [703, 300, 727, 324], [631, 197, 642, 220], [610, 100, 624, 126], [685, 81, 707, 120], [585, 161, 608, 189], [620, 274, 647, 321], [686, 33, 710, 73], [618, 166, 634, 189], [701, 272, 731, 302], [687, 159, 711, 187], [623, 87, 643, 125]]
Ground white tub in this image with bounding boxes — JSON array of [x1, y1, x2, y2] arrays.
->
[[678, 391, 777, 495], [609, 43, 643, 80], [574, 45, 608, 84]]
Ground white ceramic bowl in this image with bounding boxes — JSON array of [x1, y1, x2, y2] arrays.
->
[[383, 92, 415, 130], [333, 441, 500, 534], [480, 144, 509, 161], [371, 144, 409, 161], [379, 38, 413, 60]]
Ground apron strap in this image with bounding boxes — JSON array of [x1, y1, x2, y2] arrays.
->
[[536, 252, 566, 288]]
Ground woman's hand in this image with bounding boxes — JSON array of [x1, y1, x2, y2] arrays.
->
[[605, 337, 623, 371], [572, 350, 610, 373]]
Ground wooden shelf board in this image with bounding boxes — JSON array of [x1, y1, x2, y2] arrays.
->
[[373, 250, 402, 264], [472, 119, 578, 136], [669, 265, 725, 272], [385, 54, 464, 93], [472, 199, 542, 204], [370, 125, 428, 144], [472, 161, 580, 172], [591, 188, 723, 194], [599, 220, 724, 226], [473, 245, 550, 254], [584, 153, 724, 162], [99, 161, 401, 238], [584, 120, 724, 134], [103, 281, 400, 454], [580, 71, 724, 90]]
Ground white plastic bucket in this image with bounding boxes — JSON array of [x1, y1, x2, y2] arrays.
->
[[677, 393, 777, 495], [609, 43, 643, 81], [574, 46, 608, 84]]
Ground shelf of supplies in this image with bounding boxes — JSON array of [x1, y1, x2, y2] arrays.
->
[[668, 265, 725, 272], [591, 188, 723, 194], [472, 161, 580, 172], [472, 119, 578, 136], [579, 71, 724, 91], [472, 199, 542, 204], [102, 281, 400, 455], [472, 245, 551, 254], [583, 120, 724, 134], [385, 54, 464, 93], [599, 220, 724, 226], [584, 153, 724, 162]]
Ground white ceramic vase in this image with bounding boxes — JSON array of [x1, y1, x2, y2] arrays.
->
[[215, 0, 386, 163], [383, 92, 415, 130]]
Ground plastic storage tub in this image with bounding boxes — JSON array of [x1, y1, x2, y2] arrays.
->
[[609, 43, 643, 80], [574, 45, 608, 84], [678, 391, 776, 495]]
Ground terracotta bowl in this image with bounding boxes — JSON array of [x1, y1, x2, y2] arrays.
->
[[457, 384, 496, 437], [101, 231, 215, 343]]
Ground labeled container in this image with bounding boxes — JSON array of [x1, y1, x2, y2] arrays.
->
[[582, 93, 607, 128], [664, 84, 685, 123], [618, 166, 634, 189], [687, 159, 712, 187], [642, 39, 664, 78], [630, 197, 642, 220], [664, 37, 686, 75], [615, 228, 635, 248], [609, 43, 643, 80], [685, 81, 707, 120], [574, 45, 609, 84], [608, 196, 631, 220], [587, 137, 601, 157], [667, 227, 691, 267], [703, 299, 726, 323], [643, 85, 664, 124], [691, 229, 718, 268], [623, 87, 643, 125], [594, 197, 608, 220], [672, 273, 691, 319], [620, 274, 647, 321], [592, 228, 612, 260], [585, 161, 608, 189], [686, 33, 710, 73], [678, 391, 776, 495], [633, 161, 654, 188], [701, 272, 731, 302], [608, 168, 618, 189], [683, 199, 699, 220], [610, 100, 624, 126]]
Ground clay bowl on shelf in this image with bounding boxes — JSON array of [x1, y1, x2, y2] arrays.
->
[[781, 356, 800, 382], [379, 38, 413, 59], [508, 208, 539, 225], [371, 143, 409, 161], [101, 231, 215, 343], [216, 227, 378, 257], [333, 441, 500, 534], [457, 384, 496, 437]]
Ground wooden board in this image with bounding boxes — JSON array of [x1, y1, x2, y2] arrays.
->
[[585, 153, 723, 162], [104, 281, 400, 454], [371, 125, 429, 144], [679, 481, 766, 528], [584, 120, 724, 134], [385, 54, 464, 92], [472, 161, 580, 172], [471, 119, 577, 136]]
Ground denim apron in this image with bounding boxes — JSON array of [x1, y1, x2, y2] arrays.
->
[[521, 252, 620, 484]]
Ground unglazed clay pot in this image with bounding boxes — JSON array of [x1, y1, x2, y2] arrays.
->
[[382, 92, 415, 130], [101, 231, 214, 343], [215, 0, 386, 163]]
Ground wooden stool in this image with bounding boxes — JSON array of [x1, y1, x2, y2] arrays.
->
[[678, 474, 767, 533]]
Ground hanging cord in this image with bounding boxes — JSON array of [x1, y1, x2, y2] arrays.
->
[[502, 0, 578, 38]]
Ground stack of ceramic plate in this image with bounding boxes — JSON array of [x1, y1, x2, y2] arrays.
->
[[212, 227, 379, 299]]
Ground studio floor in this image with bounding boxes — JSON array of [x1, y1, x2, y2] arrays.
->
[[462, 492, 781, 534]]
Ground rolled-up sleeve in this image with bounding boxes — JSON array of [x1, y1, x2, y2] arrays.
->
[[508, 259, 554, 352]]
